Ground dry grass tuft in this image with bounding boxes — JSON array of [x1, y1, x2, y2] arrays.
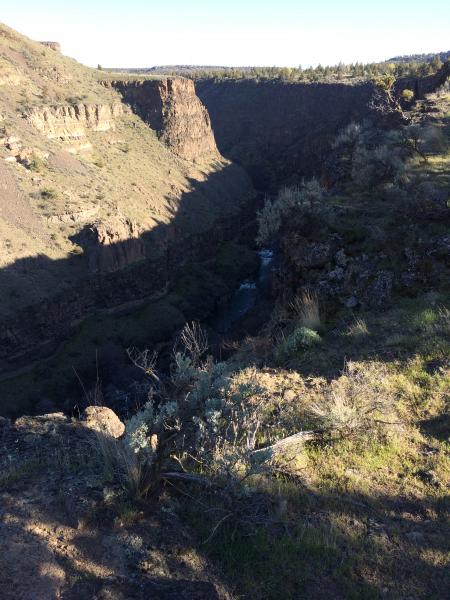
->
[[91, 431, 154, 499], [309, 362, 395, 436], [346, 316, 370, 338], [290, 290, 321, 331]]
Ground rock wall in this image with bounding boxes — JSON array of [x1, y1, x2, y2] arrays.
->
[[105, 78, 219, 161], [197, 66, 450, 190], [196, 80, 377, 189], [394, 61, 450, 99], [26, 103, 129, 139]]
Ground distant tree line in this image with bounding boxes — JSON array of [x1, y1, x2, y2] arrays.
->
[[388, 50, 450, 64], [143, 54, 448, 84]]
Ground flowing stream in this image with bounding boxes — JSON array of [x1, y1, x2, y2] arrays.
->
[[210, 249, 274, 334]]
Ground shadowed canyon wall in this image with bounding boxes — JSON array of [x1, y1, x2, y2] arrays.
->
[[196, 80, 377, 189], [197, 64, 450, 190], [0, 169, 256, 376], [394, 61, 450, 99]]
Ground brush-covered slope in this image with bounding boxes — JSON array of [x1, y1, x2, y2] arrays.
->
[[0, 23, 254, 370]]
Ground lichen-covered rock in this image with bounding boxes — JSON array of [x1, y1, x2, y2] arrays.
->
[[83, 405, 125, 438]]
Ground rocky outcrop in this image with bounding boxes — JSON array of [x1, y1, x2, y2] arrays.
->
[[0, 61, 22, 86], [26, 103, 130, 139], [395, 61, 450, 99], [83, 405, 125, 438], [38, 41, 61, 52], [105, 78, 219, 161], [76, 216, 147, 273]]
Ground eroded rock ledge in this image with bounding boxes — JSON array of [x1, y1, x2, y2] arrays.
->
[[25, 103, 130, 139]]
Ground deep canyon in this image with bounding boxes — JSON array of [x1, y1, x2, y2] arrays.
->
[[0, 23, 446, 417]]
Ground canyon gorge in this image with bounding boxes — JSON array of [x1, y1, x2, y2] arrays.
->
[[0, 22, 448, 416], [1, 18, 450, 600]]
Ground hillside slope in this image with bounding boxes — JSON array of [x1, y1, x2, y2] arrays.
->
[[0, 23, 254, 374]]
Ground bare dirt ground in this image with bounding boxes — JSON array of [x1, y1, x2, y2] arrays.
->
[[0, 414, 232, 600]]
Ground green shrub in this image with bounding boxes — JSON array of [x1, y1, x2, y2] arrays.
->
[[275, 326, 321, 363], [256, 180, 325, 245], [308, 362, 395, 436], [97, 323, 265, 499]]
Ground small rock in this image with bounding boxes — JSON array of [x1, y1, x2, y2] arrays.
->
[[415, 469, 441, 488], [327, 266, 344, 281], [335, 249, 348, 266], [5, 135, 20, 145], [83, 406, 125, 438], [345, 296, 358, 308]]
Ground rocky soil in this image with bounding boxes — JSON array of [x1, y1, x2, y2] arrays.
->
[[0, 411, 231, 600]]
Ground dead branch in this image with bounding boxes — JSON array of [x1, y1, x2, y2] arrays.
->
[[250, 430, 323, 464]]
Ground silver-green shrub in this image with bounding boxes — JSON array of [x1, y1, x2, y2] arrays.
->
[[275, 326, 322, 363]]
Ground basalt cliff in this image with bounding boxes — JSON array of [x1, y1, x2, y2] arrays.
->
[[196, 64, 450, 189], [196, 79, 376, 189]]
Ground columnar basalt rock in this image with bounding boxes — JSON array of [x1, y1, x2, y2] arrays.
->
[[196, 79, 378, 189], [104, 78, 219, 161]]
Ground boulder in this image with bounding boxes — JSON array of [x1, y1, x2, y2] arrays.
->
[[366, 270, 394, 307], [83, 406, 125, 438], [14, 413, 68, 435]]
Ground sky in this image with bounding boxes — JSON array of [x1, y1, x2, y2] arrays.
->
[[2, 1, 450, 68]]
